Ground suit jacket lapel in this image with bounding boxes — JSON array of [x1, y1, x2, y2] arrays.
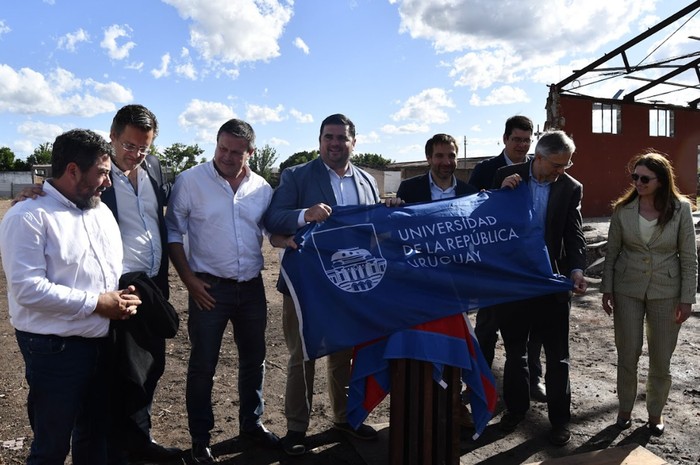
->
[[312, 158, 338, 205]]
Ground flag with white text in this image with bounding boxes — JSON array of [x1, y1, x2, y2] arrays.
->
[[281, 184, 572, 360]]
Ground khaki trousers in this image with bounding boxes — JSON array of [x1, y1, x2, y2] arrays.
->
[[613, 294, 682, 417], [282, 295, 351, 433]]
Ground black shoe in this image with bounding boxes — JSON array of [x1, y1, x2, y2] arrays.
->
[[191, 441, 215, 464], [549, 425, 571, 446], [282, 431, 306, 456], [128, 441, 182, 463], [648, 421, 664, 436], [333, 422, 378, 440], [498, 412, 525, 433], [530, 382, 547, 402], [615, 417, 632, 430], [241, 424, 281, 449]]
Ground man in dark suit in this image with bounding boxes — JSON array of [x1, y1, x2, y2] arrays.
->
[[467, 115, 547, 403], [396, 133, 478, 428], [103, 104, 180, 463], [264, 114, 388, 456], [493, 130, 587, 446], [397, 133, 476, 202], [468, 115, 533, 190]]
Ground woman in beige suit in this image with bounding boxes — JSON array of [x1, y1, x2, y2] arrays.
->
[[601, 152, 697, 436]]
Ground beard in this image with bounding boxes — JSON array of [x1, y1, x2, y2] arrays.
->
[[75, 196, 101, 210], [74, 182, 105, 210]]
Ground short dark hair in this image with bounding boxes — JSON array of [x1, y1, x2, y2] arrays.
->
[[52, 129, 113, 178], [319, 114, 356, 140], [425, 134, 458, 158], [504, 115, 533, 138], [111, 104, 159, 138], [217, 119, 256, 151]]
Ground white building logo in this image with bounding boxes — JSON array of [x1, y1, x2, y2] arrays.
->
[[311, 224, 387, 293]]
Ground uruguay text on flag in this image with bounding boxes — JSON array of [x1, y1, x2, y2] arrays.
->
[[281, 184, 573, 360]]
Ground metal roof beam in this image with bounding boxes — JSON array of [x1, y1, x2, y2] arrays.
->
[[623, 57, 700, 101], [554, 1, 700, 90]]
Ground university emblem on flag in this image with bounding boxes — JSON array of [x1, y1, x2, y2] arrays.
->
[[311, 224, 387, 293]]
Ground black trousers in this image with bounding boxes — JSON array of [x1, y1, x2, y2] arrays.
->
[[475, 305, 543, 380], [496, 294, 571, 427]]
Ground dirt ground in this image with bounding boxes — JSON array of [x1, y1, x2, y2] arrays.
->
[[0, 198, 699, 465]]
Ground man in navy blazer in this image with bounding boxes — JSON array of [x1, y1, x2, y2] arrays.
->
[[397, 133, 476, 203], [102, 105, 179, 463], [493, 130, 587, 446], [467, 115, 548, 403], [264, 114, 383, 456]]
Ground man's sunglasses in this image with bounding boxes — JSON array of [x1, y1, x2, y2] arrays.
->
[[631, 173, 657, 184]]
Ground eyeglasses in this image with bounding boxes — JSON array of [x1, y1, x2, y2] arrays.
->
[[510, 137, 532, 145], [631, 173, 657, 184], [120, 142, 150, 156], [544, 157, 573, 170]]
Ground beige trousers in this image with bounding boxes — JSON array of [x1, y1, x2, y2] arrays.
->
[[282, 295, 351, 433], [613, 294, 682, 418]]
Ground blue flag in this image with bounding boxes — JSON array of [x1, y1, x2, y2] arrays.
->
[[281, 184, 573, 360]]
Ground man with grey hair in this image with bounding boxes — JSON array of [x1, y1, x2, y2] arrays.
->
[[492, 130, 588, 446]]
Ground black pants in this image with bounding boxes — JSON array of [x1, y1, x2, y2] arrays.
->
[[475, 305, 544, 381], [496, 294, 571, 427]]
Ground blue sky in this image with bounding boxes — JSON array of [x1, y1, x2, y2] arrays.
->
[[1, 0, 698, 165]]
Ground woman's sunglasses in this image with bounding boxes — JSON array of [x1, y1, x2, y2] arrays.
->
[[631, 173, 657, 184]]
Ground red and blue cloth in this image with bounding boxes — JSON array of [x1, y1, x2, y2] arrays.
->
[[347, 313, 498, 438]]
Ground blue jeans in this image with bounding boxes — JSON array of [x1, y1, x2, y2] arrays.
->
[[15, 330, 109, 465], [186, 275, 267, 442]]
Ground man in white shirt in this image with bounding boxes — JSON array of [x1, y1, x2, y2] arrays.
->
[[11, 105, 180, 464], [0, 129, 141, 465], [165, 118, 277, 464]]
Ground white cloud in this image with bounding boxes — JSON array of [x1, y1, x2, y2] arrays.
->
[[355, 130, 381, 145], [178, 99, 236, 143], [393, 0, 657, 93], [469, 86, 530, 107], [57, 29, 89, 52], [448, 49, 524, 91], [391, 88, 455, 124], [246, 104, 285, 124], [267, 137, 290, 147], [176, 62, 197, 80], [0, 20, 9, 37], [162, 0, 294, 64], [294, 37, 310, 54], [470, 125, 482, 132], [289, 108, 313, 123], [395, 0, 653, 55], [17, 120, 64, 138], [101, 24, 136, 60], [152, 53, 171, 79], [0, 64, 131, 117], [381, 123, 430, 134]]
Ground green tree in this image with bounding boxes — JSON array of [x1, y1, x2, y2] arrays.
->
[[279, 150, 318, 172], [26, 142, 53, 166], [158, 143, 204, 177], [0, 147, 16, 171], [13, 159, 30, 171], [351, 152, 394, 169], [248, 144, 278, 184]]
